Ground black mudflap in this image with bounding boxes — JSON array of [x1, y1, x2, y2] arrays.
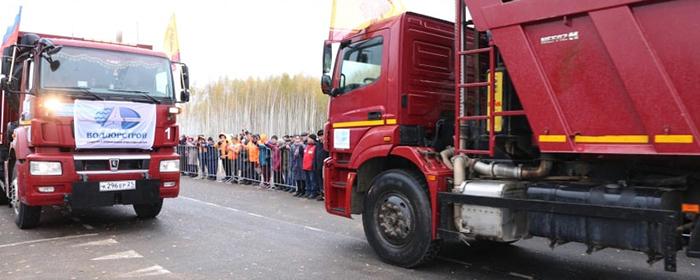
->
[[688, 219, 700, 258]]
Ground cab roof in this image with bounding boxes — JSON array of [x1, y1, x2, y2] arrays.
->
[[19, 31, 169, 59], [342, 12, 453, 41]]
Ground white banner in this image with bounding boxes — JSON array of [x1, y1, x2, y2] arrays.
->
[[74, 100, 156, 150]]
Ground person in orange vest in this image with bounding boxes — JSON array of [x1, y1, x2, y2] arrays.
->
[[247, 134, 261, 185], [216, 133, 232, 181], [228, 136, 242, 183], [302, 134, 319, 199]]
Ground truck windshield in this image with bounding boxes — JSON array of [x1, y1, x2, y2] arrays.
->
[[40, 46, 173, 101]]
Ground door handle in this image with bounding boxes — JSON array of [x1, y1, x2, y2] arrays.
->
[[368, 112, 382, 120]]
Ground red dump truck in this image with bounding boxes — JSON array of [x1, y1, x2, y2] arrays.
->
[[0, 32, 190, 228], [320, 0, 700, 272]]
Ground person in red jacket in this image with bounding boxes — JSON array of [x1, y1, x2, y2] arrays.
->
[[302, 134, 319, 199]]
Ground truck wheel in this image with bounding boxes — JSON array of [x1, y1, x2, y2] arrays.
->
[[10, 162, 41, 229], [362, 169, 439, 268], [133, 199, 163, 219]]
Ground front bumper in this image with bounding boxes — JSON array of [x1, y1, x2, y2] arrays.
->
[[18, 153, 180, 207]]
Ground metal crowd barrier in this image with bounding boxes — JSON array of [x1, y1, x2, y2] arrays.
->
[[177, 143, 303, 191]]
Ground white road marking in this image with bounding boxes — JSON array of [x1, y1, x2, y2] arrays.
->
[[304, 226, 323, 232], [509, 272, 534, 280], [247, 213, 264, 218], [72, 238, 119, 247], [0, 233, 99, 249], [91, 250, 143, 261], [180, 196, 365, 242], [118, 265, 172, 278], [180, 196, 240, 212]]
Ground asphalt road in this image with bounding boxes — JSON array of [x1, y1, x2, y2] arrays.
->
[[0, 177, 697, 279]]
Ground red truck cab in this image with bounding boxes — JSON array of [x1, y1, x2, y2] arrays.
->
[[0, 32, 190, 228], [321, 13, 456, 267], [322, 12, 454, 219]]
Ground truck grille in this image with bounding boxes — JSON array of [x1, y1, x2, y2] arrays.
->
[[73, 155, 150, 175]]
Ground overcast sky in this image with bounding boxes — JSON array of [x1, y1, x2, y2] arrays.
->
[[0, 0, 456, 85]]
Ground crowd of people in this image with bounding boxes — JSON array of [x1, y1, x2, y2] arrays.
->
[[178, 129, 329, 201]]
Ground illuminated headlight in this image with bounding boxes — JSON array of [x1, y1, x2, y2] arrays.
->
[[30, 161, 62, 176], [168, 106, 181, 114], [159, 159, 180, 172], [44, 97, 64, 109]]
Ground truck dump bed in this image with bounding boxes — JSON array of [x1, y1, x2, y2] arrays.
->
[[465, 0, 700, 155]]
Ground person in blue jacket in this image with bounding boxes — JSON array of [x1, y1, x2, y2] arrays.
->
[[206, 137, 218, 180], [290, 135, 306, 197]]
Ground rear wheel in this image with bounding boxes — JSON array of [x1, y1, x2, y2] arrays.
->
[[133, 199, 163, 219], [11, 162, 41, 229], [362, 169, 439, 268]]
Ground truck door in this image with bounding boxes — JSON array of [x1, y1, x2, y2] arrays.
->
[[328, 32, 389, 152], [325, 31, 390, 217]]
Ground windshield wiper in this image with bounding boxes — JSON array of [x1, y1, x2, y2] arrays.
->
[[107, 88, 161, 104], [44, 86, 103, 100]]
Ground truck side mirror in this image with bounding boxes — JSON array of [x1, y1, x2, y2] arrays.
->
[[322, 42, 332, 74], [181, 64, 190, 90], [321, 75, 333, 95], [180, 89, 190, 103], [1, 47, 12, 76]]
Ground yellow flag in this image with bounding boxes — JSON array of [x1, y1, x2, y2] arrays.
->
[[163, 14, 180, 62], [328, 0, 405, 42]]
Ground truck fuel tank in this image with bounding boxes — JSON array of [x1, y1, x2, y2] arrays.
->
[[456, 180, 527, 242], [527, 183, 682, 254]]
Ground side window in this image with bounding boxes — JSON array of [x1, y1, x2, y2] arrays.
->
[[338, 36, 383, 94]]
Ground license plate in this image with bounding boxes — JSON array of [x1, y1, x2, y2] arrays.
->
[[99, 180, 136, 192]]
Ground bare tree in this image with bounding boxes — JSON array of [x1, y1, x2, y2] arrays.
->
[[180, 74, 328, 136]]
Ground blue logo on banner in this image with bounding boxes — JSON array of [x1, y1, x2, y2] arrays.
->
[[95, 107, 142, 129]]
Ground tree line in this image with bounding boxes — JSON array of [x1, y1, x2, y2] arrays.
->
[[179, 74, 328, 137]]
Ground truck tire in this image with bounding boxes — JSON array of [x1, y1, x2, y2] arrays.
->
[[11, 162, 41, 229], [362, 169, 440, 268], [133, 199, 163, 219]]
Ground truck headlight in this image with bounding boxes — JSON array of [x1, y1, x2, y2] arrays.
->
[[159, 159, 179, 172], [30, 161, 62, 176]]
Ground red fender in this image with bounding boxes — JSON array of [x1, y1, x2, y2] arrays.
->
[[390, 146, 452, 239], [11, 126, 32, 160], [349, 125, 398, 169]]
